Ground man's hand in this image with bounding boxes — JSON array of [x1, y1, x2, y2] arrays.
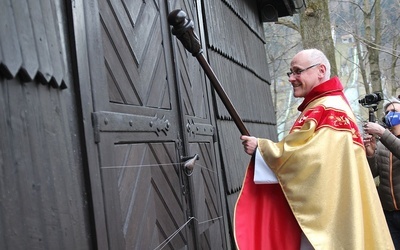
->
[[240, 135, 258, 155], [363, 122, 385, 137], [363, 133, 376, 157]]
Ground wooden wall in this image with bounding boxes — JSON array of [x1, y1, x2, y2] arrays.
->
[[0, 0, 279, 249], [202, 0, 278, 230], [0, 0, 93, 249]]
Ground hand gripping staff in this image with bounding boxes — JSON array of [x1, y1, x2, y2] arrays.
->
[[167, 9, 250, 136]]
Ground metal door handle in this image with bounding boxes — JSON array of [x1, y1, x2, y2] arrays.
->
[[181, 154, 199, 176]]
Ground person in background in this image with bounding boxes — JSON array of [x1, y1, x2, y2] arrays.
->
[[234, 48, 394, 249], [363, 99, 400, 249]]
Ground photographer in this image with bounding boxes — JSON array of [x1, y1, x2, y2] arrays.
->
[[363, 98, 400, 249]]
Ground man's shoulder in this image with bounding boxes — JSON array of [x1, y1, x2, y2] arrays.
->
[[297, 102, 356, 130], [314, 95, 348, 109]]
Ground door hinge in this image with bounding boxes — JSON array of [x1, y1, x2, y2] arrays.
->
[[186, 119, 214, 137], [91, 111, 171, 143]]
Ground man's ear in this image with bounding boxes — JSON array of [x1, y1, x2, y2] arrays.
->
[[319, 64, 327, 73], [318, 64, 327, 78]]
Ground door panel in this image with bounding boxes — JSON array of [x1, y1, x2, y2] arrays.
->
[[81, 0, 227, 248], [95, 0, 191, 248], [172, 0, 227, 248], [99, 140, 188, 249], [99, 0, 168, 108]]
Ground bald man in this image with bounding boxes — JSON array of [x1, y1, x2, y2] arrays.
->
[[234, 49, 394, 250]]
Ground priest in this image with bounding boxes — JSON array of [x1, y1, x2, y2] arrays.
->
[[235, 49, 394, 249]]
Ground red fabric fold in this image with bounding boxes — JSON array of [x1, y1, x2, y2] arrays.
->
[[297, 76, 347, 111], [234, 159, 301, 250]]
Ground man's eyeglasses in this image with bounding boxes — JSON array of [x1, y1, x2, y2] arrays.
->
[[287, 63, 320, 78]]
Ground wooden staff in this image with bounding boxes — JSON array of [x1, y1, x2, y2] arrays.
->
[[168, 9, 250, 136]]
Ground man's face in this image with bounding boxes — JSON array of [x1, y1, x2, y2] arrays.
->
[[288, 53, 322, 98]]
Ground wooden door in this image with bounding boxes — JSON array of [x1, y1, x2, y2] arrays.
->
[[93, 0, 192, 248], [73, 0, 227, 249], [169, 0, 228, 248]]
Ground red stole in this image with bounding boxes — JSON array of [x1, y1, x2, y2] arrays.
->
[[234, 158, 301, 249]]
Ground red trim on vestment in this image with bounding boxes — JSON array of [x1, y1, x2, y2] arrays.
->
[[298, 77, 347, 111], [291, 106, 363, 145], [234, 158, 301, 250]]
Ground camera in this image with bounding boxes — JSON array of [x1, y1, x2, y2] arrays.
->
[[359, 92, 383, 122], [358, 92, 383, 107]]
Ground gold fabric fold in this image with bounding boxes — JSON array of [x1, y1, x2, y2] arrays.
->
[[258, 95, 394, 249]]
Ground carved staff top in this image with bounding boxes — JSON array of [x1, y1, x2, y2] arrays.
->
[[168, 9, 250, 136], [167, 9, 202, 56]]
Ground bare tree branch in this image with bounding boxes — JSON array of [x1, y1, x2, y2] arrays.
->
[[274, 19, 299, 32]]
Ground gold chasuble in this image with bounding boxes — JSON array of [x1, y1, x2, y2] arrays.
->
[[234, 77, 394, 249]]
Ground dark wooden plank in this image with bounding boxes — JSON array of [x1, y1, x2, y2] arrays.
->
[[224, 0, 264, 38], [105, 0, 138, 63], [143, 37, 170, 108], [123, 0, 143, 26], [227, 192, 239, 223], [27, 0, 53, 84], [209, 51, 274, 123], [140, 18, 165, 104], [99, 0, 141, 105], [188, 142, 226, 247], [204, 1, 269, 80], [0, 1, 92, 245], [150, 143, 187, 248], [52, 0, 95, 249], [47, 6, 93, 245], [18, 80, 49, 249], [9, 78, 91, 249], [33, 0, 90, 246], [106, 66, 126, 103], [101, 28, 141, 105], [36, 85, 70, 249], [168, 0, 228, 247], [152, 185, 187, 249], [40, 0, 65, 87], [0, 34, 2, 74], [52, 0, 69, 89], [200, 145, 219, 217], [104, 142, 188, 249], [190, 144, 212, 222], [11, 0, 39, 82], [150, 143, 183, 212], [206, 221, 224, 249], [217, 120, 247, 193], [104, 51, 137, 105], [0, 0, 22, 78], [135, 177, 158, 250], [130, 1, 158, 63], [25, 82, 62, 250], [159, 1, 179, 111], [70, 0, 110, 247], [113, 144, 154, 249], [89, 0, 226, 249], [47, 87, 91, 248], [0, 79, 27, 249], [98, 133, 126, 250], [1, 78, 77, 249]]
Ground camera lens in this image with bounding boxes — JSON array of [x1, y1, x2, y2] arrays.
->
[[365, 94, 380, 103], [358, 92, 383, 107]]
